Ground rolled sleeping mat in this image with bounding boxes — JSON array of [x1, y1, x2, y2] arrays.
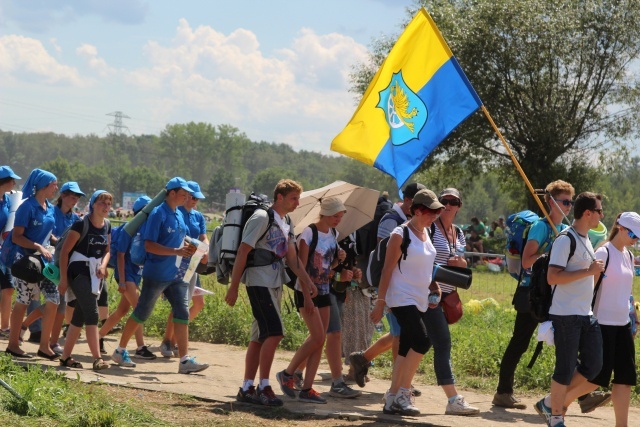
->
[[433, 264, 473, 290], [123, 189, 167, 237], [43, 263, 60, 285]]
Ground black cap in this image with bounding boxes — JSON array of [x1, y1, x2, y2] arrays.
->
[[402, 183, 426, 200]]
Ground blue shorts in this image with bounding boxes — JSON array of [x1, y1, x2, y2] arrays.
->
[[551, 314, 603, 385], [327, 292, 344, 334], [387, 310, 401, 337], [132, 277, 190, 324]]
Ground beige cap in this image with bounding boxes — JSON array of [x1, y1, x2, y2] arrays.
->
[[320, 197, 346, 216], [412, 189, 445, 210]]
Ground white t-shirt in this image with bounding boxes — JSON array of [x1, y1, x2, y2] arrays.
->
[[548, 228, 595, 316], [386, 225, 437, 312], [295, 226, 338, 296], [593, 242, 634, 326]]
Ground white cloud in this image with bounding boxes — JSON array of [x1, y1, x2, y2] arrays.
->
[[49, 37, 62, 53], [76, 43, 115, 77], [0, 35, 85, 86], [127, 19, 369, 150]]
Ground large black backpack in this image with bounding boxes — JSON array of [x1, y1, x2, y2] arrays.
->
[[356, 197, 394, 259], [366, 224, 411, 288]]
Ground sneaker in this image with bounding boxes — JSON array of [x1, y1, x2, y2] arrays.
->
[[27, 330, 41, 343], [298, 388, 327, 404], [50, 343, 64, 355], [257, 385, 283, 406], [382, 393, 397, 415], [236, 386, 262, 405], [534, 397, 552, 424], [348, 351, 370, 388], [159, 340, 174, 358], [579, 390, 612, 413], [99, 338, 107, 354], [276, 370, 297, 398], [445, 395, 480, 416], [293, 372, 304, 390], [133, 345, 157, 360], [178, 357, 209, 374], [410, 384, 422, 397], [112, 348, 136, 367], [391, 389, 420, 416], [329, 381, 362, 398], [493, 392, 527, 409]]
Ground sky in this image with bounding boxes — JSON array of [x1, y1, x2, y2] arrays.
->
[[0, 0, 417, 154]]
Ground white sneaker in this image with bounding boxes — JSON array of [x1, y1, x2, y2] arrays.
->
[[159, 340, 173, 358], [112, 348, 136, 367], [391, 389, 420, 416], [178, 357, 209, 374], [445, 395, 480, 416]]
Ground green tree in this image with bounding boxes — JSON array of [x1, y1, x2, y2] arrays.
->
[[351, 0, 640, 209], [250, 167, 299, 197]]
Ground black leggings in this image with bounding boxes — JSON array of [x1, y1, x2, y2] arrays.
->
[[391, 305, 430, 357], [69, 274, 100, 327]]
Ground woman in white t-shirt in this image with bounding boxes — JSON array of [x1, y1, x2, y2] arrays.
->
[[572, 212, 639, 426], [276, 197, 348, 404], [370, 189, 443, 416]]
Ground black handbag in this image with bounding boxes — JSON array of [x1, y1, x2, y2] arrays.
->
[[512, 285, 531, 313], [11, 254, 45, 283]]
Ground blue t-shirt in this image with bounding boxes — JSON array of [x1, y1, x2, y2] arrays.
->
[[178, 206, 207, 239], [52, 205, 79, 238], [13, 197, 56, 257], [521, 219, 568, 286], [0, 194, 10, 237], [142, 202, 187, 281], [114, 222, 144, 285]]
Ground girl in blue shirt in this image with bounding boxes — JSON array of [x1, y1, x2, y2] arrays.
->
[[0, 166, 20, 336]]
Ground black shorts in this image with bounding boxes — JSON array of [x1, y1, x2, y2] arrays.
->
[[246, 286, 283, 343], [0, 269, 12, 290], [590, 323, 637, 387], [294, 290, 331, 310]]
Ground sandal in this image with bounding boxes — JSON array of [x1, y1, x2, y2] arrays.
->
[[93, 358, 109, 371], [60, 357, 83, 369]]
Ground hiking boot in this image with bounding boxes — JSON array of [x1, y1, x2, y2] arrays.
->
[[579, 390, 612, 413], [236, 386, 262, 404], [276, 370, 297, 398], [133, 345, 157, 360], [178, 357, 209, 374], [112, 348, 136, 367], [293, 372, 304, 390], [257, 385, 283, 406], [99, 338, 107, 354], [534, 397, 552, 424], [348, 351, 370, 388], [493, 392, 527, 409], [445, 395, 480, 416], [159, 340, 174, 358], [391, 389, 420, 416], [329, 381, 362, 398], [298, 388, 327, 404], [27, 330, 41, 343]]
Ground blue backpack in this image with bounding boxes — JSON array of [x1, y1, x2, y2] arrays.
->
[[505, 210, 541, 278], [107, 224, 125, 269]]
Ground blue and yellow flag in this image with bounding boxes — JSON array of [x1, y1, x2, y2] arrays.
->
[[331, 8, 482, 188]]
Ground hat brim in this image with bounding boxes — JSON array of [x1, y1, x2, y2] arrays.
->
[[192, 191, 205, 199]]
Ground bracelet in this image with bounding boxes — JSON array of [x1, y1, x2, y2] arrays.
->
[[118, 283, 126, 287], [376, 298, 386, 303]]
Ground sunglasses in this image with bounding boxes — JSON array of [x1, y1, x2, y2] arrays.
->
[[553, 198, 574, 207], [415, 205, 444, 215], [439, 198, 461, 207], [591, 208, 603, 215], [628, 229, 638, 240], [191, 196, 199, 201]]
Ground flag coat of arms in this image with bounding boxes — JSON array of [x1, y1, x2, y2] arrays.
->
[[331, 8, 482, 187]]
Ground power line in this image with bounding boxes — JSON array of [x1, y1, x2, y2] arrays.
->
[[106, 111, 131, 143]]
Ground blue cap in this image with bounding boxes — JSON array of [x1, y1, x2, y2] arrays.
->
[[187, 181, 205, 199], [89, 190, 107, 211], [132, 195, 152, 214], [0, 166, 20, 180], [166, 177, 193, 194], [60, 181, 85, 197]]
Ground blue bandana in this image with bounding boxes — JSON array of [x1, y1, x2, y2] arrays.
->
[[89, 190, 108, 212], [21, 169, 56, 199]]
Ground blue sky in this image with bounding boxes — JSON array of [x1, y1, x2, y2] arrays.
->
[[0, 0, 416, 153]]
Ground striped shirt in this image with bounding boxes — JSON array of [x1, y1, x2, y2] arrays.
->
[[431, 222, 466, 294]]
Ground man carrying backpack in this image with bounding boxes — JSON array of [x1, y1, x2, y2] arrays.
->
[[534, 192, 605, 427], [494, 180, 574, 409], [225, 179, 317, 407]]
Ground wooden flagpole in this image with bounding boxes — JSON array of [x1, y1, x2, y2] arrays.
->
[[480, 106, 559, 235]]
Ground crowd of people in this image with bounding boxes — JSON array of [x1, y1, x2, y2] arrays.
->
[[1, 168, 637, 425]]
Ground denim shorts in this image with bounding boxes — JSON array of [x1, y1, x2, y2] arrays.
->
[[550, 314, 603, 385], [131, 277, 189, 324], [387, 310, 401, 337], [326, 292, 344, 334]]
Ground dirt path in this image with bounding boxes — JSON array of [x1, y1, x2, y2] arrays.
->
[[13, 337, 637, 426]]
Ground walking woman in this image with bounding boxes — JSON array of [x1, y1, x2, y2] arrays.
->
[[0, 166, 21, 336], [276, 197, 347, 404], [429, 188, 479, 415], [562, 212, 639, 426], [370, 189, 442, 416], [4, 169, 59, 359], [57, 190, 113, 370]]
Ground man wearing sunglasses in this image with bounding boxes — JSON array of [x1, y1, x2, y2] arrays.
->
[[494, 180, 575, 410], [535, 192, 606, 427]]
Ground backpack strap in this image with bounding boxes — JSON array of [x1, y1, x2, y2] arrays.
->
[[397, 224, 411, 273], [256, 208, 275, 243], [592, 246, 610, 309], [305, 223, 319, 271]]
